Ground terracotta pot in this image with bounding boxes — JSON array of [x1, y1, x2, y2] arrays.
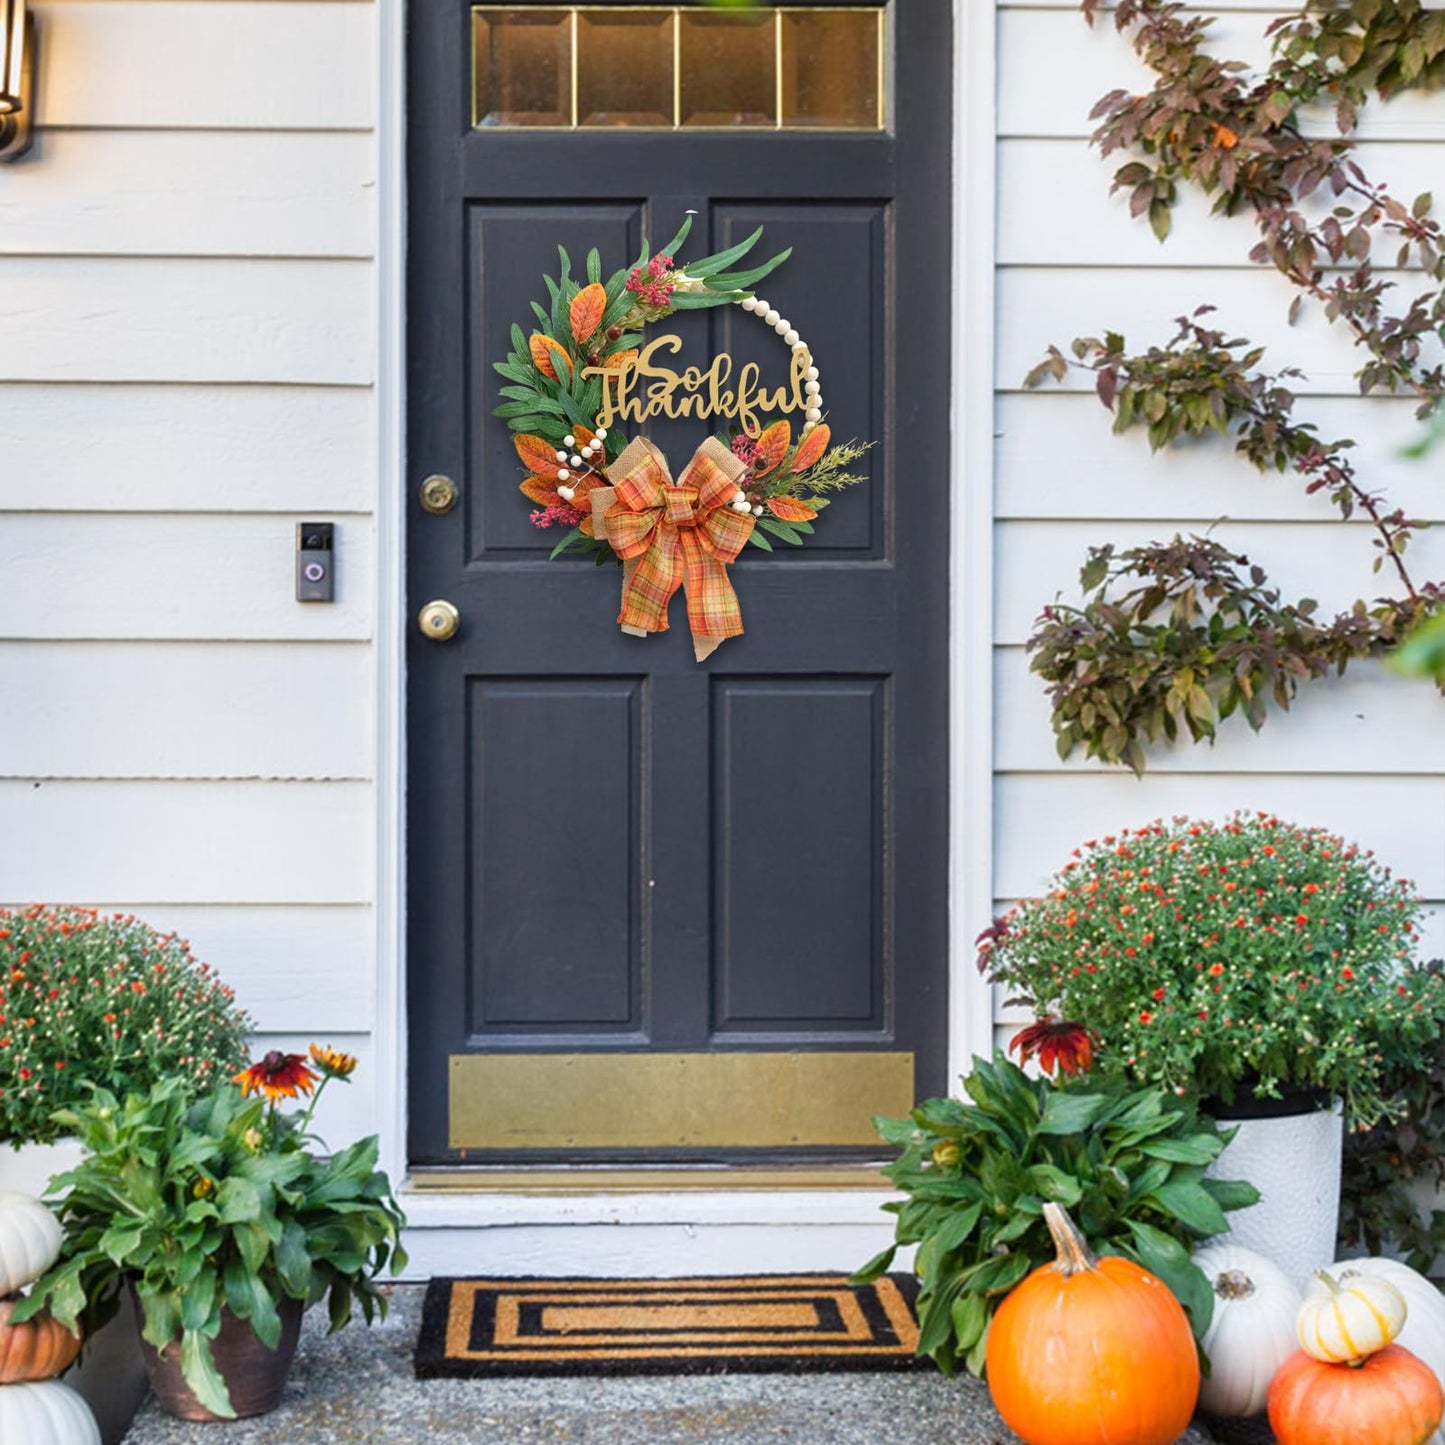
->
[[133, 1290, 304, 1422]]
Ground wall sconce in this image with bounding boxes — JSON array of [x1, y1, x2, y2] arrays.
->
[[0, 0, 35, 161]]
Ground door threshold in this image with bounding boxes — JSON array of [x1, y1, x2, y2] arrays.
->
[[404, 1164, 891, 1194]]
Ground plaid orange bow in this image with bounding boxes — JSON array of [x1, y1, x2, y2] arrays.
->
[[590, 435, 755, 662]]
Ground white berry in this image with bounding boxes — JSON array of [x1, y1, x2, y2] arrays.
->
[[731, 497, 751, 513], [557, 468, 570, 481], [564, 434, 576, 447], [569, 455, 582, 467], [752, 504, 764, 516], [558, 485, 575, 502], [555, 450, 567, 462], [595, 427, 608, 439]]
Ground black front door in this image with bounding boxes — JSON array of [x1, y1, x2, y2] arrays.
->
[[406, 0, 953, 1164]]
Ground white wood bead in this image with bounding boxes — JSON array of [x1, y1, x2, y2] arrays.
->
[[741, 297, 758, 312], [805, 381, 821, 397], [773, 319, 790, 335], [791, 340, 810, 352], [784, 329, 800, 346], [806, 408, 822, 423], [764, 309, 780, 326], [806, 366, 819, 381]]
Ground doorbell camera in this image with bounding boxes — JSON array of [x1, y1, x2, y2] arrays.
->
[[297, 522, 335, 602]]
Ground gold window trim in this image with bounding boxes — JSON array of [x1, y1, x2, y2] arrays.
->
[[472, 6, 888, 132]]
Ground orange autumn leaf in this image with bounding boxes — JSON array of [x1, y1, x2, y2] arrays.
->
[[520, 476, 561, 506], [529, 333, 572, 382], [767, 496, 818, 523], [515, 434, 562, 477], [789, 424, 831, 474], [603, 349, 639, 370], [569, 283, 607, 345], [751, 420, 792, 479]]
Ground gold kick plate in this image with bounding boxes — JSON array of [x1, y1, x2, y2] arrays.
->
[[448, 1051, 915, 1151]]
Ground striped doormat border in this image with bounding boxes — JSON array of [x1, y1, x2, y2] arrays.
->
[[414, 1274, 926, 1378]]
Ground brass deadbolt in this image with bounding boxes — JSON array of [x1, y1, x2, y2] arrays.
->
[[419, 474, 459, 515], [418, 599, 461, 641]]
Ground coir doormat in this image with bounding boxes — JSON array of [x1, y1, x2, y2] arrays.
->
[[414, 1274, 926, 1378]]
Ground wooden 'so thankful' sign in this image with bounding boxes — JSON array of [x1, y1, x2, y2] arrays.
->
[[495, 217, 870, 659]]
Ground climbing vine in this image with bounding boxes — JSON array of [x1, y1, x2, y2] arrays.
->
[[1027, 0, 1445, 772]]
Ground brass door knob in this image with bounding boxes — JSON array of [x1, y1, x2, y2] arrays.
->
[[419, 474, 458, 515], [418, 599, 461, 641]]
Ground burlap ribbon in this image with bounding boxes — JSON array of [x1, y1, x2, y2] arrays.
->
[[590, 435, 755, 663]]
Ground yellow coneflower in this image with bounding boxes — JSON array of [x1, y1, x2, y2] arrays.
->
[[308, 1043, 358, 1080]]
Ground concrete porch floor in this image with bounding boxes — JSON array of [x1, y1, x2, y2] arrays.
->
[[120, 1284, 1223, 1444]]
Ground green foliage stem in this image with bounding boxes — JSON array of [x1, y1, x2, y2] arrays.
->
[[1032, 1, 1445, 770]]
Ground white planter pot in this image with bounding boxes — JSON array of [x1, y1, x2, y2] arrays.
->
[[0, 1136, 85, 1198], [1208, 1100, 1343, 1291]]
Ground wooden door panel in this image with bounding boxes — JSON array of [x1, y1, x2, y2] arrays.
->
[[466, 202, 645, 557], [466, 676, 644, 1036], [711, 676, 887, 1035], [712, 202, 888, 556]]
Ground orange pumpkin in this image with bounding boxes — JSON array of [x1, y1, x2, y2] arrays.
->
[[985, 1202, 1199, 1445], [0, 1298, 82, 1383], [1269, 1345, 1444, 1445]]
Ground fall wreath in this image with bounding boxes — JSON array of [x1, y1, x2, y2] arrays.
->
[[495, 216, 869, 659]]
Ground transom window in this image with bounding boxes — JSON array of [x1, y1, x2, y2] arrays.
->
[[472, 6, 885, 130]]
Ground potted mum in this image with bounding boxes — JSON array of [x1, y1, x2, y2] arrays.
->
[[978, 812, 1445, 1285], [12, 1045, 407, 1421], [0, 906, 253, 1176], [0, 906, 253, 1442]]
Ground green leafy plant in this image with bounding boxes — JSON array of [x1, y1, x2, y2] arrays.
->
[[0, 906, 253, 1146], [14, 1047, 407, 1419], [980, 813, 1445, 1128], [852, 1053, 1257, 1377], [1340, 1021, 1445, 1272], [1023, 1, 1445, 769]]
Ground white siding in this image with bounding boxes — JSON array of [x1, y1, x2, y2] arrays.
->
[[991, 3, 1445, 1063], [0, 0, 377, 1100]]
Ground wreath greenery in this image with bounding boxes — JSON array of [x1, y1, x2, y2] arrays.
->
[[493, 215, 869, 567]]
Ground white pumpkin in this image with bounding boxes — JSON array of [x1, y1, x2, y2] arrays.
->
[[0, 1379, 100, 1445], [1195, 1242, 1303, 1417], [1325, 1257, 1445, 1445], [1297, 1267, 1407, 1362], [0, 1191, 62, 1295]]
